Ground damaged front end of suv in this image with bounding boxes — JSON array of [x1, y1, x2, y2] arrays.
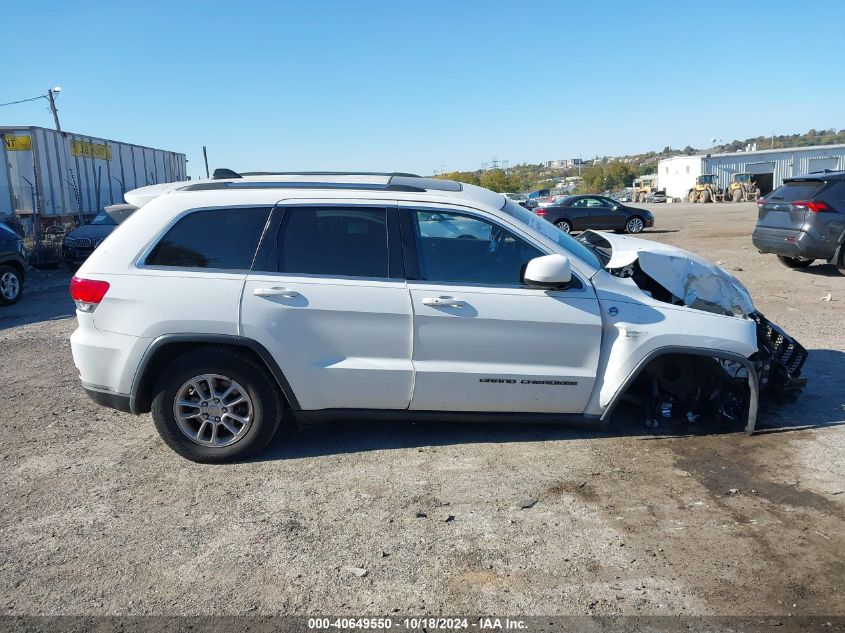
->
[[580, 231, 807, 433]]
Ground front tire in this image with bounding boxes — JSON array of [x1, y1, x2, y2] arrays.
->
[[625, 216, 645, 234], [555, 219, 572, 234], [732, 189, 742, 202], [151, 347, 283, 462], [0, 265, 23, 306], [777, 256, 814, 269]]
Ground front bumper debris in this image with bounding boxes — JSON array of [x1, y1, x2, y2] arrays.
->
[[752, 312, 808, 400]]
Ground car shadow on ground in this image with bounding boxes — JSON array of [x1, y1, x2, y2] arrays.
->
[[0, 285, 75, 330], [0, 268, 74, 330], [793, 263, 843, 278], [255, 348, 844, 461]]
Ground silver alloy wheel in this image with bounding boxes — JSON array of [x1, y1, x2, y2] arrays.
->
[[173, 374, 254, 447], [0, 271, 20, 300], [556, 220, 571, 234], [627, 217, 644, 233]]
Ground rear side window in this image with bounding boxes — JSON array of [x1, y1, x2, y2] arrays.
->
[[277, 207, 389, 277], [146, 207, 270, 269], [768, 181, 826, 202]]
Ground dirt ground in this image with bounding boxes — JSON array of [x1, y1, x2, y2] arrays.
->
[[1, 202, 843, 618]]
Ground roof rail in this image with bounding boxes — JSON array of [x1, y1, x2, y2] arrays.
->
[[242, 170, 422, 178], [212, 169, 422, 179], [180, 175, 463, 194]]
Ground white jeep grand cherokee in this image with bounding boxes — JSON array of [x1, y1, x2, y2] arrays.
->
[[70, 171, 807, 462]]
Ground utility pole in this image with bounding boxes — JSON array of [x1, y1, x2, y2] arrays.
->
[[0, 86, 63, 130], [46, 88, 62, 131], [202, 146, 210, 179]]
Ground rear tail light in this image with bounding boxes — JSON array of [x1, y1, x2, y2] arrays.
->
[[536, 209, 547, 216], [70, 276, 110, 312], [792, 200, 832, 213]]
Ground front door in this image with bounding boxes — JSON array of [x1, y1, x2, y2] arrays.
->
[[240, 201, 414, 411], [401, 205, 603, 414]]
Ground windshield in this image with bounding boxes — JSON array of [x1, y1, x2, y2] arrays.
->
[[500, 199, 602, 269], [89, 209, 118, 225]]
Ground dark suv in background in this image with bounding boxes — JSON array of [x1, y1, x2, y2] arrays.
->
[[0, 221, 26, 306], [752, 171, 845, 274], [62, 204, 136, 268]]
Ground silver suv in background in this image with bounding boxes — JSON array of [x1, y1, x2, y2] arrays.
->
[[752, 171, 845, 274]]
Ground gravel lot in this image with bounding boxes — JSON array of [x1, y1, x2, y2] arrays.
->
[[1, 202, 843, 617]]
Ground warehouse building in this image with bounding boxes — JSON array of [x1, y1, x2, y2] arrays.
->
[[0, 125, 186, 221], [657, 144, 845, 200]]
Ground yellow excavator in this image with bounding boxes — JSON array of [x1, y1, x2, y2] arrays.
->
[[631, 175, 657, 202], [725, 173, 760, 202], [688, 174, 724, 203]]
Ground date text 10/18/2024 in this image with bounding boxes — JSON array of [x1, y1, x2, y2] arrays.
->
[[307, 617, 528, 630]]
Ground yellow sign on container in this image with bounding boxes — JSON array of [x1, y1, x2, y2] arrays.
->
[[70, 140, 112, 161], [3, 135, 32, 151]]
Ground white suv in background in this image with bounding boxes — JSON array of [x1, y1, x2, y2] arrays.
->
[[70, 171, 807, 462]]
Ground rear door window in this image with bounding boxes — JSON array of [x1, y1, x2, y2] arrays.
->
[[276, 207, 389, 278], [145, 207, 271, 269]]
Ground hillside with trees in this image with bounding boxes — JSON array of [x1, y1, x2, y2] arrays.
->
[[435, 127, 844, 194]]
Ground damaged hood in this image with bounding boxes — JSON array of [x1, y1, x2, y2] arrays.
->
[[582, 230, 755, 317]]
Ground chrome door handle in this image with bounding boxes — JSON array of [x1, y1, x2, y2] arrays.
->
[[253, 287, 300, 298], [422, 296, 465, 308]]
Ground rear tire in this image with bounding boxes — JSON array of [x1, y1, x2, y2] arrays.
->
[[150, 346, 283, 463], [777, 256, 814, 269], [835, 249, 845, 276], [555, 219, 572, 234], [0, 265, 23, 306]]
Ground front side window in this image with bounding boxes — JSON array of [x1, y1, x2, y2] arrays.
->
[[277, 207, 389, 278], [411, 210, 543, 285], [146, 207, 270, 269]]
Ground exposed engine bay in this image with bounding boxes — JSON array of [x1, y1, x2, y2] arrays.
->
[[578, 231, 808, 430]]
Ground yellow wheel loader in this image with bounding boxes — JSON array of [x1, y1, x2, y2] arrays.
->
[[726, 173, 760, 202], [687, 174, 724, 203], [632, 175, 657, 203]]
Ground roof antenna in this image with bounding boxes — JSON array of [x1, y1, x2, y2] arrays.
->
[[212, 168, 242, 180]]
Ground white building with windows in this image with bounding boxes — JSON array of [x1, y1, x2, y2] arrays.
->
[[657, 144, 845, 200]]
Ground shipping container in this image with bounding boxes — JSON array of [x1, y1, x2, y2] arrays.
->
[[0, 125, 186, 221]]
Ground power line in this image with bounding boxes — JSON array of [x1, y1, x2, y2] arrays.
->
[[0, 95, 46, 107]]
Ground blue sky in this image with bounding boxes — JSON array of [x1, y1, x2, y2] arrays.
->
[[3, 0, 844, 179]]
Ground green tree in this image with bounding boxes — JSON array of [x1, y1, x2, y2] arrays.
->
[[578, 165, 605, 193], [479, 169, 521, 193], [604, 161, 637, 189]]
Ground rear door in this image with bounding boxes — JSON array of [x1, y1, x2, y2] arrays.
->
[[240, 200, 414, 411], [401, 203, 603, 414]]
